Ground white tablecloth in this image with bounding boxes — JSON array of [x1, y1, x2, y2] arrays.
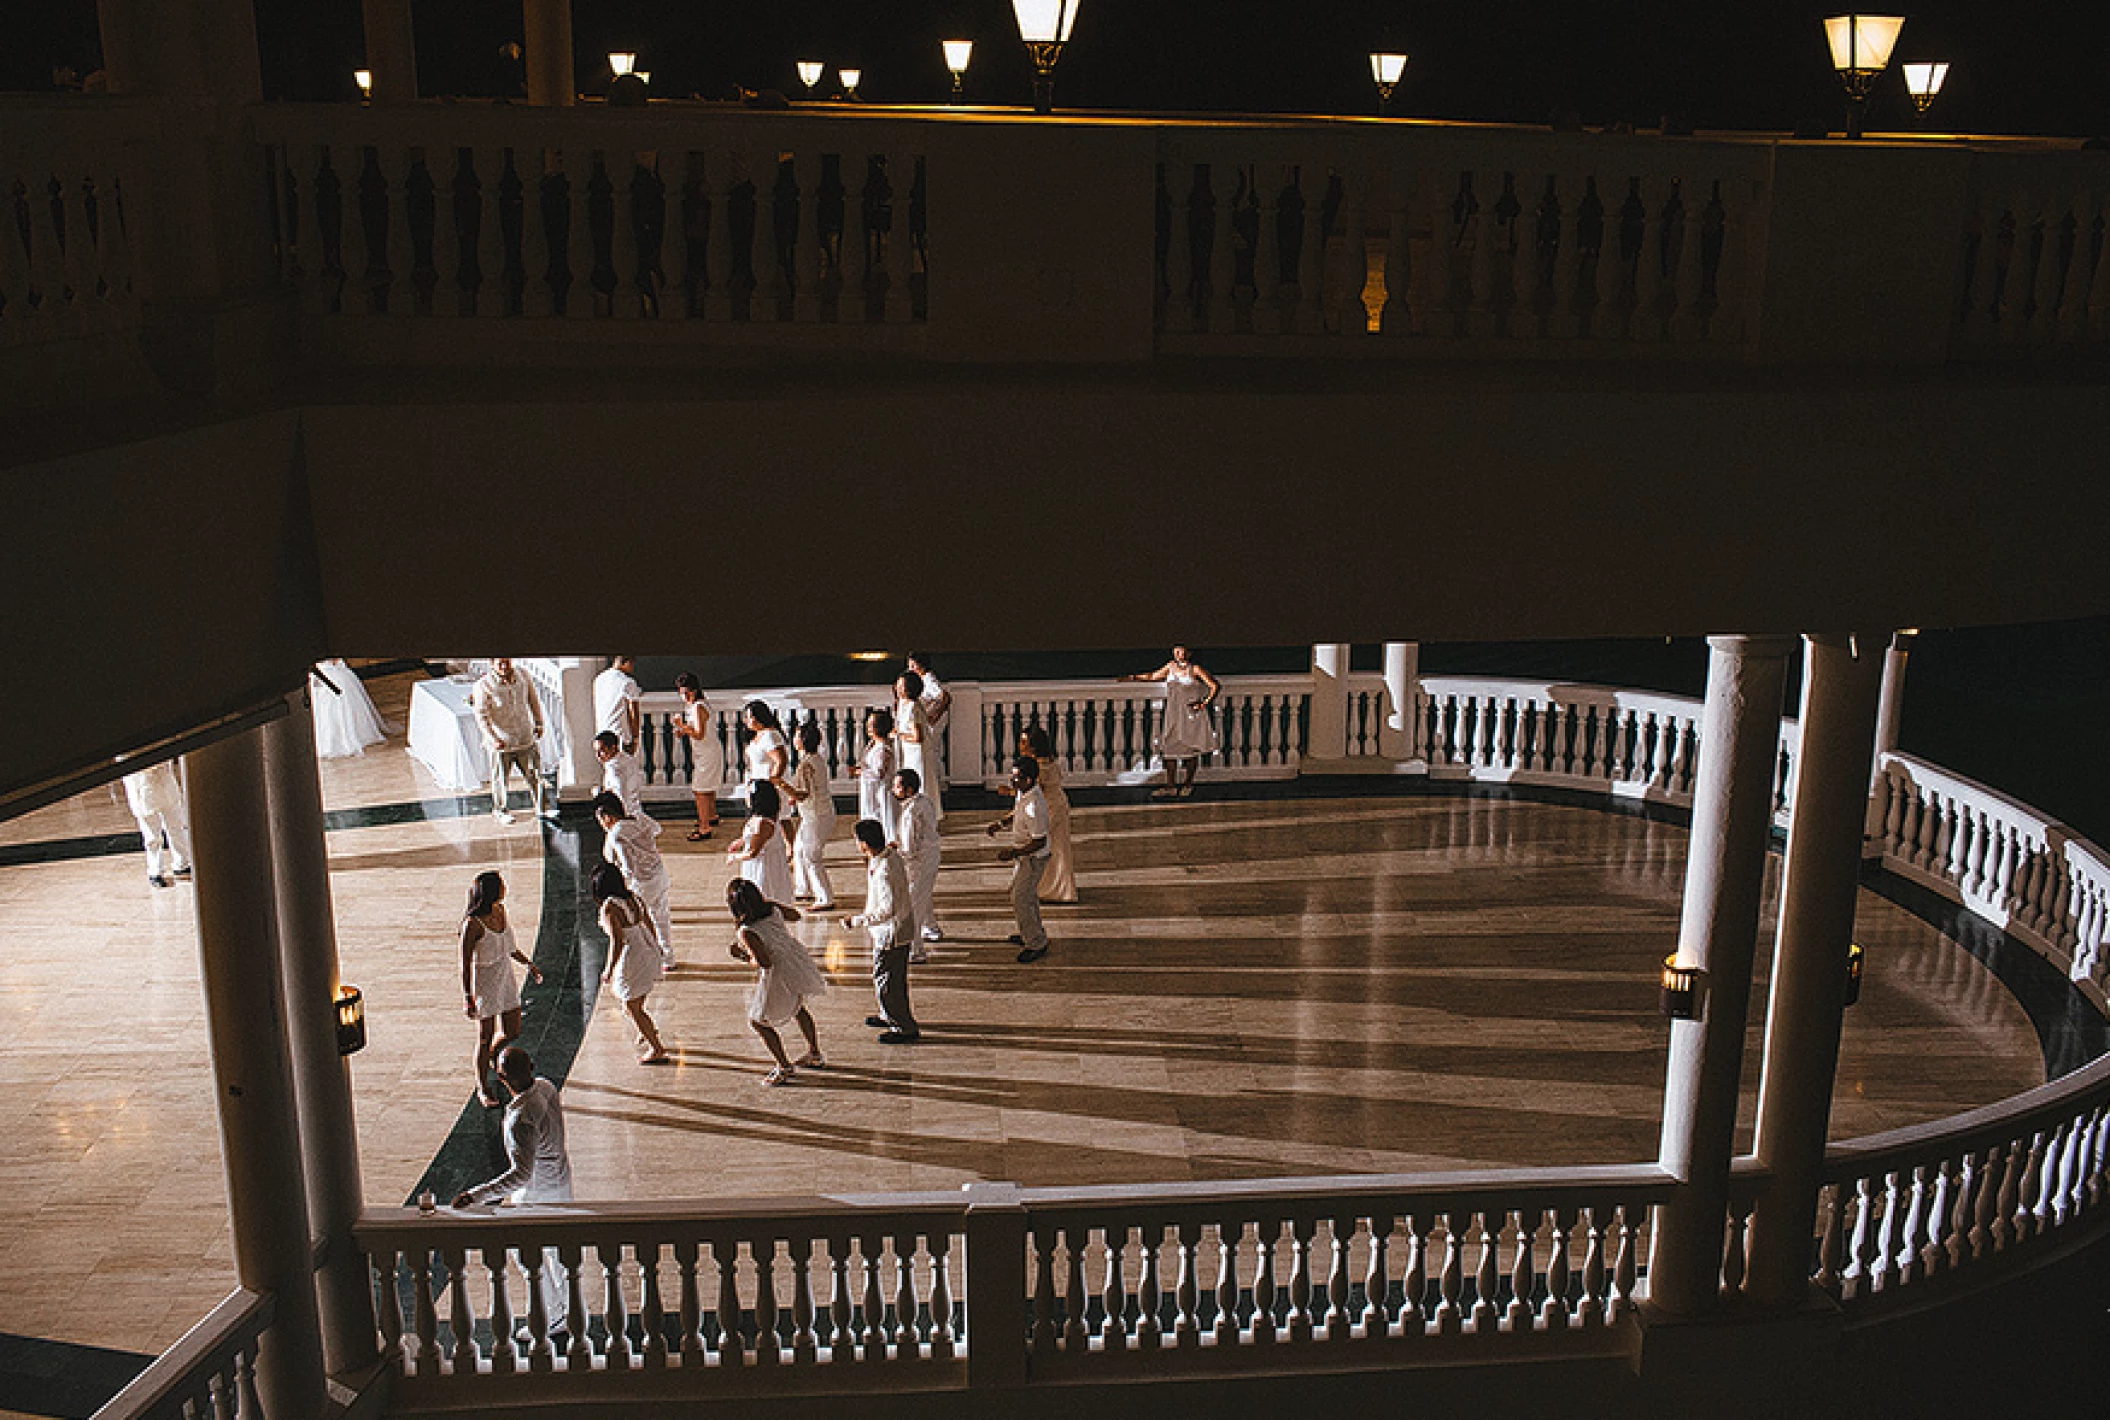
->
[[407, 677, 489, 791]]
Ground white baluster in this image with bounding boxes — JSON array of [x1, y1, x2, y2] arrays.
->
[[1669, 178, 1706, 341], [1333, 165, 1367, 336], [716, 1243, 745, 1366], [1434, 1212, 1464, 1335], [1065, 1227, 1091, 1351], [332, 144, 372, 315], [562, 1245, 590, 1368], [1547, 172, 1582, 339], [470, 146, 507, 318], [891, 1232, 918, 1351], [2027, 195, 2068, 344], [1135, 1227, 1160, 1350], [930, 1231, 956, 1358], [752, 1238, 779, 1364], [610, 148, 643, 319], [1503, 1211, 1531, 1330], [1463, 173, 1495, 338], [604, 1243, 634, 1368], [1295, 162, 1326, 333], [1208, 162, 1238, 332], [1360, 1214, 1391, 1336], [1380, 164, 1412, 336], [1173, 1222, 1200, 1348], [377, 145, 417, 318], [1254, 163, 1285, 334], [1541, 1208, 1572, 1328], [1214, 1223, 1240, 1344], [2056, 190, 2096, 343], [1592, 176, 1625, 339], [792, 149, 823, 323], [788, 1236, 817, 1363], [883, 150, 916, 323], [1629, 176, 1665, 340], [660, 148, 693, 321], [1510, 174, 1544, 340], [1250, 1219, 1277, 1344]]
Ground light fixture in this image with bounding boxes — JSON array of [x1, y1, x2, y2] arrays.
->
[[943, 39, 974, 103], [1901, 61, 1948, 113], [796, 60, 825, 97], [847, 650, 890, 662], [1843, 943, 1865, 1007], [1660, 956, 1702, 1021], [839, 66, 862, 100], [1011, 0, 1080, 115], [353, 68, 373, 100], [1823, 15, 1904, 138], [1369, 51, 1408, 117], [608, 51, 637, 78], [335, 985, 367, 1055], [633, 71, 651, 85]]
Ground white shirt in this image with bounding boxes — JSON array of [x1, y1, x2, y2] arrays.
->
[[1013, 785, 1051, 858], [594, 666, 642, 743], [473, 670, 542, 749], [465, 1078, 572, 1205], [601, 749, 645, 816], [897, 791, 940, 866], [604, 813, 666, 887], [850, 846, 913, 949], [121, 761, 183, 817], [792, 756, 834, 822], [918, 674, 950, 732]]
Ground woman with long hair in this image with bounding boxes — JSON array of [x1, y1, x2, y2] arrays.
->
[[671, 672, 724, 840], [459, 870, 543, 1106], [853, 706, 898, 841], [593, 862, 668, 1063], [893, 672, 942, 821], [778, 721, 839, 909], [728, 778, 797, 904], [726, 878, 828, 1085]]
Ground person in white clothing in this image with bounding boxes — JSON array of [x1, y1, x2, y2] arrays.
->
[[594, 657, 644, 753], [986, 756, 1052, 963], [853, 707, 898, 843], [460, 871, 543, 1107], [594, 792, 675, 968], [472, 658, 552, 823], [906, 653, 951, 797], [451, 1047, 572, 1331], [121, 760, 192, 887], [593, 863, 668, 1064], [892, 768, 942, 959], [671, 672, 723, 840], [841, 819, 919, 1043], [310, 659, 388, 759], [727, 879, 829, 1086], [893, 672, 943, 823], [594, 731, 645, 816], [779, 723, 838, 909]]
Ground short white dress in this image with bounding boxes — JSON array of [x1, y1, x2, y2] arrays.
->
[[470, 915, 523, 1019], [743, 912, 829, 1026], [744, 727, 793, 818], [605, 898, 663, 1003], [1156, 667, 1220, 761], [736, 815, 797, 905], [684, 698, 725, 791], [312, 659, 388, 759]]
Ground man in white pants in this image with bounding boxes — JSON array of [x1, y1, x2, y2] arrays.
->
[[594, 657, 644, 755], [891, 767, 942, 961], [473, 658, 552, 823], [453, 1047, 573, 1335], [594, 791, 674, 968], [121, 760, 192, 888]]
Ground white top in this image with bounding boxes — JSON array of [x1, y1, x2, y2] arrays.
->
[[604, 813, 666, 887], [601, 749, 645, 816], [122, 762, 183, 818], [861, 736, 895, 785], [895, 697, 931, 751], [594, 667, 642, 741], [897, 791, 940, 865], [792, 755, 834, 823], [745, 728, 788, 782], [465, 1078, 572, 1205], [1013, 785, 1052, 858], [850, 845, 914, 949], [472, 669, 542, 749], [919, 674, 949, 731]]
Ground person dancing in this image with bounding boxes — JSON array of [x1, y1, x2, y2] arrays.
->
[[853, 707, 899, 842], [894, 672, 942, 821], [1008, 726, 1077, 903], [593, 863, 668, 1063], [726, 879, 829, 1085], [1120, 645, 1220, 798], [780, 722, 839, 909], [460, 870, 544, 1106], [728, 779, 797, 906]]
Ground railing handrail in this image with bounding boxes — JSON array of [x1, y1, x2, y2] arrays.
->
[[1882, 750, 2110, 870], [1017, 1161, 1678, 1217], [357, 1190, 967, 1250], [90, 1289, 271, 1420], [1823, 1042, 2110, 1183]]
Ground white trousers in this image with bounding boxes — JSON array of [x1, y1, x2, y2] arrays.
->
[[904, 849, 939, 935], [637, 871, 674, 966], [135, 809, 191, 878], [793, 816, 837, 905]]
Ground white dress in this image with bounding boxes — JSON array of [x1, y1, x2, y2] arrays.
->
[[312, 659, 388, 759], [743, 912, 829, 1026], [1156, 667, 1220, 761], [470, 915, 523, 1019], [737, 815, 797, 905], [683, 698, 725, 791], [859, 737, 898, 840], [604, 898, 663, 1003], [894, 696, 942, 820], [744, 727, 792, 818]]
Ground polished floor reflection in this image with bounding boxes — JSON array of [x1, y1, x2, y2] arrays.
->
[[0, 671, 2046, 1361]]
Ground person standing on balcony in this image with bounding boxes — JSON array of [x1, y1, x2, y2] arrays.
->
[[853, 707, 899, 843], [452, 1045, 573, 1333], [727, 879, 830, 1085], [473, 658, 553, 823], [594, 731, 645, 816], [986, 756, 1052, 963], [593, 863, 668, 1064], [894, 672, 943, 821], [893, 768, 942, 958], [595, 656, 644, 755], [781, 723, 839, 909], [595, 792, 675, 968], [672, 672, 723, 840], [906, 653, 951, 796], [727, 780, 797, 906], [121, 758, 192, 888], [460, 871, 543, 1108], [1120, 645, 1220, 799], [842, 818, 920, 1043]]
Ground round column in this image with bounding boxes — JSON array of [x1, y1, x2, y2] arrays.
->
[[522, 0, 576, 105], [1646, 633, 1796, 1315], [1308, 643, 1351, 761], [264, 697, 379, 1373], [187, 728, 329, 1418], [1864, 630, 1915, 852], [1744, 634, 1886, 1306], [359, 0, 419, 100], [1380, 641, 1421, 763]]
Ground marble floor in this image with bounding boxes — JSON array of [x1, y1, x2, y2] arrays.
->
[[0, 670, 2051, 1374]]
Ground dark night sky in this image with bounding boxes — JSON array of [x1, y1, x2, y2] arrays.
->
[[7, 1, 2108, 134]]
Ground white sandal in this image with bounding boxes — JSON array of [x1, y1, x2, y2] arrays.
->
[[764, 1064, 796, 1086]]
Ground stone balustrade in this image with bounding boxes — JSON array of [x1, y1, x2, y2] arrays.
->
[[0, 101, 144, 349], [89, 1289, 271, 1420]]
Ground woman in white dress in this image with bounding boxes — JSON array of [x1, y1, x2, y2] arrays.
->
[[672, 672, 724, 841], [593, 862, 668, 1063], [728, 779, 797, 905], [1120, 645, 1221, 798], [893, 673, 943, 821], [1022, 726, 1077, 901], [459, 871, 543, 1107], [311, 659, 388, 759], [906, 653, 951, 795], [726, 878, 828, 1085], [778, 722, 839, 909], [853, 707, 899, 841]]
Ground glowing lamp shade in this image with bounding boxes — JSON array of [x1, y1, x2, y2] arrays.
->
[[1012, 0, 1080, 44], [353, 68, 373, 98], [1843, 943, 1866, 1007], [796, 60, 825, 92], [335, 985, 367, 1055], [839, 66, 862, 96], [608, 50, 637, 77], [943, 39, 975, 76], [1369, 51, 1407, 85], [1823, 15, 1904, 74], [1902, 61, 1949, 110], [633, 71, 650, 85], [1660, 957, 1702, 1021]]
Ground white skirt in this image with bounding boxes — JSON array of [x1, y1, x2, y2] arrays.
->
[[472, 955, 521, 1020], [689, 734, 725, 792]]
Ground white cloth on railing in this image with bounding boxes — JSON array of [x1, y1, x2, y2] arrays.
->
[[407, 679, 490, 791], [311, 659, 388, 758], [1157, 668, 1220, 759]]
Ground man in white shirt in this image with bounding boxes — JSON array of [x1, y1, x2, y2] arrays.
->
[[594, 731, 645, 816], [452, 1047, 572, 1331], [594, 657, 644, 755], [472, 658, 551, 824], [986, 756, 1052, 963], [891, 768, 942, 960], [121, 759, 192, 887], [906, 652, 950, 796], [841, 818, 919, 1043], [594, 791, 674, 967]]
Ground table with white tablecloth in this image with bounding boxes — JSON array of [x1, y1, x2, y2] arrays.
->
[[407, 675, 561, 794]]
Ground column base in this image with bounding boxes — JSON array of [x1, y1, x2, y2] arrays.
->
[[1631, 1292, 1841, 1419]]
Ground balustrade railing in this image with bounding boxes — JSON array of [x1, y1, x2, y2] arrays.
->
[[1952, 149, 2110, 354], [1, 100, 144, 346], [90, 1289, 271, 1420], [1415, 677, 1709, 806]]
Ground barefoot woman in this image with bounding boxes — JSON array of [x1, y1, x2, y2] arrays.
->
[[461, 870, 543, 1106]]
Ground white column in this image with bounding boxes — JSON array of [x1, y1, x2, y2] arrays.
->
[[1744, 634, 1886, 1306], [263, 696, 378, 1375], [1308, 644, 1350, 761], [557, 659, 603, 801], [522, 0, 574, 105], [1864, 630, 1914, 852], [187, 727, 329, 1419], [359, 0, 417, 100], [1380, 641, 1422, 765], [947, 682, 987, 788], [1646, 634, 1795, 1316]]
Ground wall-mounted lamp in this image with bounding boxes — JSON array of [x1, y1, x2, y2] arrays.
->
[[943, 39, 974, 103], [796, 60, 825, 98], [838, 66, 863, 101], [353, 69, 373, 101], [1012, 0, 1080, 115], [1843, 943, 1865, 1007], [1900, 61, 1948, 113], [1369, 51, 1408, 117], [1823, 15, 1904, 138], [335, 985, 367, 1055], [1661, 956, 1703, 1021], [608, 51, 636, 78]]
